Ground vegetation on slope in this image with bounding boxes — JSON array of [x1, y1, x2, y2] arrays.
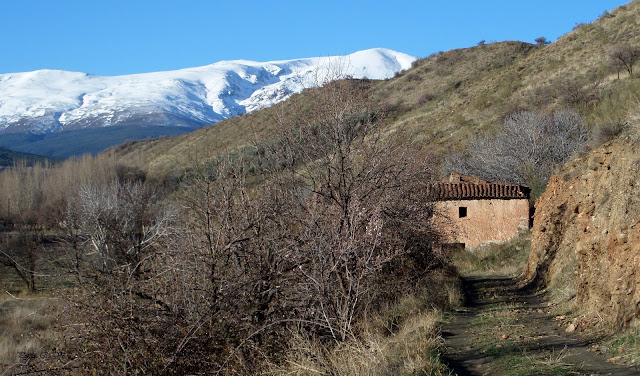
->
[[0, 148, 61, 168]]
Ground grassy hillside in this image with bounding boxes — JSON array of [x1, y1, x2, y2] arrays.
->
[[111, 1, 640, 180], [372, 0, 640, 148]]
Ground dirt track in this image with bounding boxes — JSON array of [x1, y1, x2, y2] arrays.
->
[[442, 276, 640, 375]]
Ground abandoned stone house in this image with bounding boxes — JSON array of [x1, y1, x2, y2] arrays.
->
[[427, 172, 531, 250]]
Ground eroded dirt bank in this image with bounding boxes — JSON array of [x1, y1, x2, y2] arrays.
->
[[524, 133, 640, 328]]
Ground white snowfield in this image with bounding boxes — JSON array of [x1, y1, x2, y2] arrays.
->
[[0, 48, 416, 134]]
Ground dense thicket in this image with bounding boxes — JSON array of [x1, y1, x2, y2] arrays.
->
[[0, 79, 449, 375]]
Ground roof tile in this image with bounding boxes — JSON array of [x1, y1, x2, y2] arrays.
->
[[426, 182, 530, 201]]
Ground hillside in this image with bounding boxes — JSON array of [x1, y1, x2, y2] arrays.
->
[[111, 1, 640, 181], [371, 0, 640, 150]]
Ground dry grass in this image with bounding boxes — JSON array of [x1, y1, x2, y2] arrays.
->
[[271, 311, 451, 376], [0, 293, 58, 374], [268, 278, 460, 376], [451, 232, 531, 277]]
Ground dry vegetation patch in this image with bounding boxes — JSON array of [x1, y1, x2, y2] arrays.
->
[[272, 275, 460, 376], [0, 294, 58, 374], [452, 232, 531, 277]]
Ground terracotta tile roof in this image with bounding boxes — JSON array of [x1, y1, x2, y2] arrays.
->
[[426, 182, 530, 201]]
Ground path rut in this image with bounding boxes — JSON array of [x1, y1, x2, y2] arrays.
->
[[441, 276, 640, 375]]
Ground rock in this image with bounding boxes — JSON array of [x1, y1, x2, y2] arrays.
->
[[565, 323, 576, 333], [501, 334, 510, 339]]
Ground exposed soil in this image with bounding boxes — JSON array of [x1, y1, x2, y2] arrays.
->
[[442, 276, 640, 375], [524, 136, 640, 328]]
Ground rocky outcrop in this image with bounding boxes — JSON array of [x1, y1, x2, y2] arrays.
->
[[525, 132, 640, 327]]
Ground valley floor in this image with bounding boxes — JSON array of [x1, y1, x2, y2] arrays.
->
[[441, 276, 640, 376]]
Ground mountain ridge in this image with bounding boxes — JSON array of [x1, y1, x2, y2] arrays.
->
[[0, 48, 415, 136]]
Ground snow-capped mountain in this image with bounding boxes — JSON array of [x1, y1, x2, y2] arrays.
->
[[0, 49, 416, 135]]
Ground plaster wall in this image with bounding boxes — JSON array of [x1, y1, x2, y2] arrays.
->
[[436, 199, 529, 249]]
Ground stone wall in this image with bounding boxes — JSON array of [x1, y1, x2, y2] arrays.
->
[[436, 198, 529, 249]]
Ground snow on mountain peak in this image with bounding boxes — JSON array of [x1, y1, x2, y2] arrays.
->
[[0, 49, 416, 134]]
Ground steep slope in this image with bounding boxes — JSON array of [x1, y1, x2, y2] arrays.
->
[[524, 121, 640, 327], [372, 1, 640, 153], [0, 49, 415, 135]]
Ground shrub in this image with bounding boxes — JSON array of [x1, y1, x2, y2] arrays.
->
[[593, 122, 627, 146], [405, 72, 423, 82], [535, 36, 550, 46], [411, 58, 425, 69], [417, 93, 435, 105], [529, 76, 602, 108]]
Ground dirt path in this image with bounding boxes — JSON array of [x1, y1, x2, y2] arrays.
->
[[441, 276, 640, 375]]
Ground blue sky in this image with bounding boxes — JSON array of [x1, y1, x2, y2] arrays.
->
[[1, 0, 629, 76]]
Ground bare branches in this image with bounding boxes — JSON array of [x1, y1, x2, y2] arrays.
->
[[67, 181, 178, 275], [37, 72, 445, 374], [609, 45, 640, 77], [446, 109, 589, 198]]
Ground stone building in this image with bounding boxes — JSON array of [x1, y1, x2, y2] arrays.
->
[[427, 172, 530, 250]]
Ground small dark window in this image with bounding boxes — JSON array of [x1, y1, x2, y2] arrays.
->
[[458, 207, 467, 218]]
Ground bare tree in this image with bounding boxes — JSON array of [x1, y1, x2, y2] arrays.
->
[[271, 78, 445, 341], [0, 223, 42, 292], [67, 181, 176, 274], [609, 45, 640, 77], [446, 109, 589, 198], [53, 180, 181, 374], [152, 77, 446, 373]]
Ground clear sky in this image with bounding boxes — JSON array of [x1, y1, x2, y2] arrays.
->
[[0, 0, 629, 76]]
